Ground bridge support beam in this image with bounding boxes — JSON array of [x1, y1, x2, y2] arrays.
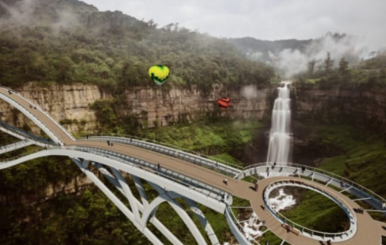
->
[[71, 158, 163, 245]]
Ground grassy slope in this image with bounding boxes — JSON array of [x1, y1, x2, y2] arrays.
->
[[143, 119, 264, 166], [280, 189, 348, 232], [316, 125, 386, 196]]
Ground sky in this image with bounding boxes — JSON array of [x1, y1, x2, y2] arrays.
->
[[81, 0, 386, 44]]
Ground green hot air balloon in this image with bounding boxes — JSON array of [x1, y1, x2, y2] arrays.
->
[[149, 65, 170, 86]]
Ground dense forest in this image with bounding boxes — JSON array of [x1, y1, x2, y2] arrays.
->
[[295, 51, 386, 87], [0, 0, 275, 92]]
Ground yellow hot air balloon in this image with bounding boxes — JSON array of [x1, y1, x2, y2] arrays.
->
[[149, 65, 170, 86]]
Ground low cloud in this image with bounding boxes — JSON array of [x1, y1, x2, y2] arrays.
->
[[0, 0, 80, 33], [274, 34, 379, 78], [51, 9, 80, 32], [240, 85, 265, 101], [0, 0, 36, 27]]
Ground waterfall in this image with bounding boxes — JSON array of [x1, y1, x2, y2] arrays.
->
[[266, 81, 292, 165]]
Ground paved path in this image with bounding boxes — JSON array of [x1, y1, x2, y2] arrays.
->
[[1, 87, 386, 245]]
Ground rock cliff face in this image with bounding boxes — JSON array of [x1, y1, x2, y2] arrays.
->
[[0, 83, 106, 134], [291, 84, 386, 165], [128, 84, 272, 127], [0, 83, 272, 135], [1, 82, 384, 138], [293, 85, 386, 131]]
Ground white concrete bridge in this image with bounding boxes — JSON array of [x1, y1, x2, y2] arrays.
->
[[1, 86, 386, 245]]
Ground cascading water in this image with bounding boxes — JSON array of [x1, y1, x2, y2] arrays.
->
[[266, 81, 292, 165], [240, 82, 294, 243]]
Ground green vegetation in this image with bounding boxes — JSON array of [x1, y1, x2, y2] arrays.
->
[[209, 153, 240, 166], [89, 107, 264, 167], [141, 119, 263, 166], [316, 125, 386, 197], [259, 230, 285, 245], [0, 1, 274, 92], [231, 196, 251, 218], [296, 52, 386, 91], [197, 204, 236, 243], [280, 188, 349, 233], [359, 53, 386, 69], [0, 187, 150, 245]]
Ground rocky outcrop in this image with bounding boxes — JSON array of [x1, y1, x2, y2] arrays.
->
[[128, 84, 272, 127], [0, 83, 106, 134], [0, 83, 273, 135]]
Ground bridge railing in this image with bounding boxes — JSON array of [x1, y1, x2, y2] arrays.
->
[[224, 204, 251, 245], [0, 120, 55, 145], [0, 87, 62, 144], [75, 146, 229, 203], [245, 162, 386, 208], [0, 86, 75, 141], [0, 140, 33, 152], [0, 145, 229, 203], [81, 135, 242, 176], [0, 147, 44, 163], [264, 180, 356, 241]]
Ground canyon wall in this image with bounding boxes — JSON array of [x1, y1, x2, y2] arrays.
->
[[0, 82, 384, 138], [0, 83, 272, 135], [293, 84, 386, 131]]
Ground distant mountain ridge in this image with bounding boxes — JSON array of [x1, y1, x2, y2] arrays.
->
[[227, 37, 312, 63], [227, 33, 380, 78]]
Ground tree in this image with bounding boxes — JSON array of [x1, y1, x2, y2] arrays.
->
[[307, 60, 316, 78], [338, 57, 349, 76], [324, 52, 334, 75]]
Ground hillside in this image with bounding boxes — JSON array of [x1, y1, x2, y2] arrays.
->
[[0, 0, 275, 91]]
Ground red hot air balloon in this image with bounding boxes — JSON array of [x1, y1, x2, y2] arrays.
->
[[217, 97, 231, 110]]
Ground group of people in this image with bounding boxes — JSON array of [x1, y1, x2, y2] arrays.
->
[[222, 177, 258, 192], [353, 208, 364, 214], [107, 140, 114, 146]]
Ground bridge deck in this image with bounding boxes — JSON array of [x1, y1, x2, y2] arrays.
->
[[1, 87, 386, 245]]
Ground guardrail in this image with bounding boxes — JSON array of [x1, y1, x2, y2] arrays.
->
[[225, 204, 251, 245], [0, 145, 230, 203], [74, 146, 229, 203], [0, 87, 62, 144], [0, 147, 44, 163], [0, 140, 34, 152], [81, 135, 242, 177], [0, 120, 55, 145], [0, 86, 75, 141], [264, 180, 356, 241], [244, 162, 386, 208]]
